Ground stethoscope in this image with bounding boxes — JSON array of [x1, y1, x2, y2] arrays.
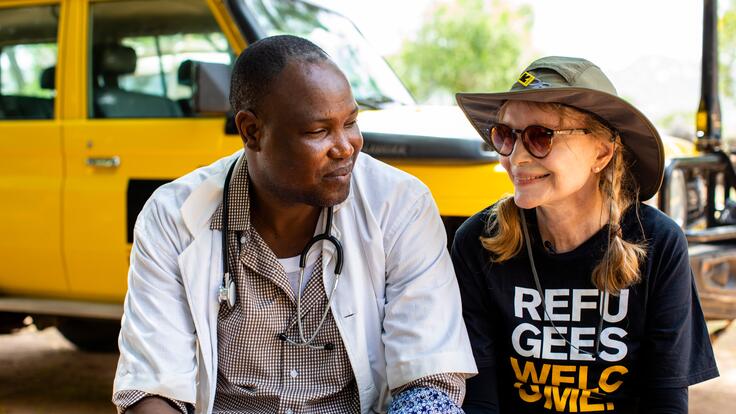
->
[[218, 159, 344, 350]]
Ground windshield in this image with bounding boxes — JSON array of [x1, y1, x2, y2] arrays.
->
[[241, 0, 414, 107]]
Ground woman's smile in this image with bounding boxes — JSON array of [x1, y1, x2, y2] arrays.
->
[[512, 172, 551, 186]]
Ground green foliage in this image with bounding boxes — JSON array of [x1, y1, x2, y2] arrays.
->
[[1, 44, 57, 98], [658, 110, 697, 139], [721, 0, 736, 101], [388, 0, 533, 104]]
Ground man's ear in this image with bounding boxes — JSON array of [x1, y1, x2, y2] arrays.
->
[[235, 110, 261, 151]]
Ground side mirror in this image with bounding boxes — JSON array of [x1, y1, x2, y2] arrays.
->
[[190, 61, 231, 114]]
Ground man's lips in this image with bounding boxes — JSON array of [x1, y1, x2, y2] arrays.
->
[[324, 165, 353, 179]]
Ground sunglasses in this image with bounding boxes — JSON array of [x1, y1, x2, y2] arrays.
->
[[488, 123, 592, 158]]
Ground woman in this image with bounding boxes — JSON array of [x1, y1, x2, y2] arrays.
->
[[453, 56, 719, 413]]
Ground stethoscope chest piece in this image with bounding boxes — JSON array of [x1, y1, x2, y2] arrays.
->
[[227, 281, 236, 307], [219, 272, 236, 308]]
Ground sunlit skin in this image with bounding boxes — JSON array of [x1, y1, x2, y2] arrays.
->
[[499, 101, 615, 253], [235, 59, 363, 258], [128, 397, 180, 414]]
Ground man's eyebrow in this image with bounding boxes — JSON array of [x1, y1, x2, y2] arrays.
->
[[305, 106, 360, 123]]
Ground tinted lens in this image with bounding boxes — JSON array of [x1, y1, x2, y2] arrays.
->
[[522, 125, 554, 158], [490, 124, 515, 156]]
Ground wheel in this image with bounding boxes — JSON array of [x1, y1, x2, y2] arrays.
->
[[56, 317, 120, 352], [0, 312, 27, 334]]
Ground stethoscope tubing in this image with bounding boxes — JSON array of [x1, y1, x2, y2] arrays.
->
[[219, 158, 345, 349]]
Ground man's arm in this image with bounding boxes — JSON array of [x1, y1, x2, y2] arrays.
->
[[388, 373, 465, 413], [124, 396, 185, 414], [113, 390, 190, 414], [128, 397, 182, 414], [380, 188, 477, 401], [112, 194, 199, 410], [392, 373, 465, 403]]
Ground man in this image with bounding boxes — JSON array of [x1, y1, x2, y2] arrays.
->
[[112, 35, 476, 414]]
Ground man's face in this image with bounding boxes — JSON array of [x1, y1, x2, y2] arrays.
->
[[239, 59, 363, 208]]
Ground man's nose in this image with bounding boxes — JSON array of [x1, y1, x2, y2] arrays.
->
[[329, 128, 360, 159]]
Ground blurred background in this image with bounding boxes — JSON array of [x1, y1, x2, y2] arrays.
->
[[1, 0, 735, 413], [324, 0, 735, 141]]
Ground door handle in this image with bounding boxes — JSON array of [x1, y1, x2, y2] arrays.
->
[[86, 156, 121, 168]]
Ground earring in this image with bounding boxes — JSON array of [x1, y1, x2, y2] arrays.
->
[[593, 167, 600, 173]]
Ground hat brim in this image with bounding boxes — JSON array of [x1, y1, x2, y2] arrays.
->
[[456, 87, 665, 201]]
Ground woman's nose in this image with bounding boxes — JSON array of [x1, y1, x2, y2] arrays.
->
[[508, 135, 532, 165]]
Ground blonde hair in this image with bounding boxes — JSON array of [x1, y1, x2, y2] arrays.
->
[[481, 101, 647, 294]]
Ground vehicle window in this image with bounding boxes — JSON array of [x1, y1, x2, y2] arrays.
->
[[0, 5, 59, 120], [89, 0, 234, 119], [242, 0, 414, 108]]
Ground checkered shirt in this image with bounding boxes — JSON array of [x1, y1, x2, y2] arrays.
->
[[113, 158, 465, 413]]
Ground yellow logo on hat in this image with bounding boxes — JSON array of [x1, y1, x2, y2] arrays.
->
[[518, 71, 535, 87]]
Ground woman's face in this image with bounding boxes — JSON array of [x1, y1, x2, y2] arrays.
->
[[499, 101, 612, 210]]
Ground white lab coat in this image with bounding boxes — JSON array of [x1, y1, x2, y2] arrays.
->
[[113, 151, 478, 413]]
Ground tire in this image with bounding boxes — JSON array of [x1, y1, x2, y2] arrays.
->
[[0, 312, 27, 334], [57, 317, 120, 352]]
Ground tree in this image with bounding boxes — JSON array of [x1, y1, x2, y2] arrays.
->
[[720, 0, 736, 101], [388, 0, 533, 104]]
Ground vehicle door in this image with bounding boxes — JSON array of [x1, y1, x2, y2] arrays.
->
[[0, 2, 67, 296], [62, 0, 243, 301]]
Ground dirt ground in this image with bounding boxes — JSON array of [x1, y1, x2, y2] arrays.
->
[[0, 323, 734, 413], [0, 326, 117, 414], [689, 321, 736, 414]]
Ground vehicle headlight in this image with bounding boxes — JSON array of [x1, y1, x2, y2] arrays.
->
[[666, 168, 688, 228]]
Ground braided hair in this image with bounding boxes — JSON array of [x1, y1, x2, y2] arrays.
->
[[480, 101, 646, 294]]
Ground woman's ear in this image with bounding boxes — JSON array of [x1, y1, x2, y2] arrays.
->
[[235, 110, 262, 151], [593, 138, 616, 173]]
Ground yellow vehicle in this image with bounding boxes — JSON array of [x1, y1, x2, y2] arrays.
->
[[0, 0, 732, 350]]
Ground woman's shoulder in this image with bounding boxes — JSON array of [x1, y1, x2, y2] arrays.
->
[[633, 202, 684, 233], [627, 202, 688, 249]]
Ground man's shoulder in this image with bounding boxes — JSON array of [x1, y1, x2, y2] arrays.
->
[[138, 151, 240, 233], [351, 153, 429, 200], [150, 152, 238, 207]]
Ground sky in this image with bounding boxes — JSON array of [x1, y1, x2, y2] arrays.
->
[[518, 0, 702, 72], [315, 0, 730, 137], [320, 0, 703, 66]]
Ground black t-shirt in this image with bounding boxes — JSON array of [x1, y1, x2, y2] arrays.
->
[[452, 203, 719, 413]]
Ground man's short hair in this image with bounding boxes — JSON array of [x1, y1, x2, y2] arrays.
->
[[229, 35, 330, 113]]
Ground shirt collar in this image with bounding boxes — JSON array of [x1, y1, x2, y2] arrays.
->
[[209, 155, 250, 231]]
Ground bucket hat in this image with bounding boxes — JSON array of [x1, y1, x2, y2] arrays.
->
[[456, 56, 664, 201]]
